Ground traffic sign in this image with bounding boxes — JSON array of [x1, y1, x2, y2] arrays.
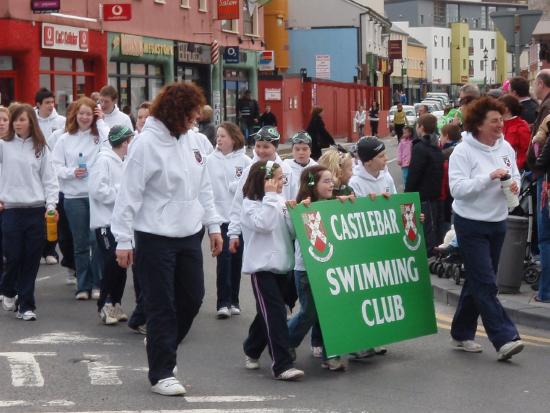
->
[[103, 3, 132, 21]]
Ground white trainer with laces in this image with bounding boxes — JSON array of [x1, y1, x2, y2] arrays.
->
[[275, 367, 305, 381], [216, 307, 231, 319], [16, 310, 37, 321], [451, 338, 483, 353], [113, 303, 128, 322], [91, 288, 101, 300], [230, 305, 241, 315], [2, 296, 16, 311], [245, 356, 260, 370], [100, 303, 118, 325], [151, 377, 186, 396], [311, 346, 323, 358], [497, 340, 524, 361], [45, 255, 58, 265]]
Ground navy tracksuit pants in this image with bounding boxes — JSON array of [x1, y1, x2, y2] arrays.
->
[[135, 229, 205, 386], [95, 227, 127, 310], [0, 207, 45, 313], [450, 214, 520, 351]]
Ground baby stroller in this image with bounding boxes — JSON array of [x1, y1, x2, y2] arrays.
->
[[429, 228, 465, 285], [510, 171, 541, 286]]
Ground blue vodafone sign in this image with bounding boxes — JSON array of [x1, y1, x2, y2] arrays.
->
[[223, 46, 240, 64]]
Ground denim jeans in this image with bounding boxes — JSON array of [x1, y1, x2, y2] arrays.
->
[[216, 223, 243, 309], [64, 197, 100, 294], [536, 178, 550, 300]]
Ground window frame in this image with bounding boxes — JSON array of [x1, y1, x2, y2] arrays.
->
[[198, 0, 207, 12], [179, 0, 190, 8], [243, 2, 260, 36]]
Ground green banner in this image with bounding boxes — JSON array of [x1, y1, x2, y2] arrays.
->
[[290, 193, 437, 357]]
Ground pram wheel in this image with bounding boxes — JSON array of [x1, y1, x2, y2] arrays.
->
[[435, 262, 445, 277], [444, 264, 454, 279], [453, 266, 462, 285], [524, 266, 540, 285], [429, 261, 437, 274]]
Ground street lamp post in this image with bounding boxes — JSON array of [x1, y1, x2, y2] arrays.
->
[[483, 47, 488, 90], [400, 58, 405, 100]]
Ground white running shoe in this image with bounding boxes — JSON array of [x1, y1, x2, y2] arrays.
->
[[0, 294, 3, 302], [216, 307, 231, 319], [451, 339, 483, 353], [311, 346, 324, 358], [151, 377, 186, 396], [40, 257, 47, 265], [91, 289, 101, 300], [245, 356, 260, 370], [230, 305, 241, 315], [275, 367, 304, 381], [100, 303, 118, 325], [113, 303, 128, 322], [497, 340, 524, 361], [45, 255, 58, 265], [65, 268, 77, 285], [16, 310, 37, 321], [2, 296, 16, 311], [75, 291, 89, 300]]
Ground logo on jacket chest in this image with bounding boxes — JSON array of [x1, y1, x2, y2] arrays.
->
[[501, 155, 512, 169], [235, 166, 243, 178], [282, 173, 289, 186], [193, 149, 204, 165]]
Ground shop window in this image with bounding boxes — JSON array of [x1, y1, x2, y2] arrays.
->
[[244, 3, 259, 36], [222, 19, 238, 33], [55, 57, 73, 71], [40, 74, 51, 90], [40, 57, 51, 70], [198, 0, 207, 12]]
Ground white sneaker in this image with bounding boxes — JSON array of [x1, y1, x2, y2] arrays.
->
[[311, 346, 324, 358], [497, 340, 524, 361], [451, 339, 483, 353], [75, 291, 89, 300], [275, 367, 305, 381], [16, 310, 37, 321], [65, 268, 77, 285], [91, 289, 101, 300], [321, 357, 348, 372], [216, 306, 231, 319], [40, 257, 47, 265], [230, 305, 241, 315], [45, 255, 58, 265], [2, 296, 16, 311], [0, 294, 4, 302], [245, 356, 260, 370], [151, 377, 186, 396], [100, 303, 118, 325], [113, 303, 128, 322]]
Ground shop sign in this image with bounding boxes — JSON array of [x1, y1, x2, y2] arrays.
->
[[289, 193, 437, 357], [315, 54, 331, 79], [118, 34, 173, 57], [177, 42, 212, 64], [223, 47, 240, 64], [388, 40, 403, 60], [217, 0, 239, 20], [258, 50, 275, 71], [32, 0, 60, 14], [103, 3, 132, 21], [265, 88, 281, 101], [42, 23, 88, 52]]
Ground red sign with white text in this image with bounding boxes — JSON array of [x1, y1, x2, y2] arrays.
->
[[42, 23, 89, 52], [217, 0, 239, 20], [103, 4, 132, 21]]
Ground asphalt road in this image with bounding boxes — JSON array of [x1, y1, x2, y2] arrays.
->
[[1, 139, 550, 413]]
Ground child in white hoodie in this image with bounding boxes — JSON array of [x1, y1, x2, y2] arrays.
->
[[89, 125, 133, 326], [283, 131, 317, 199], [207, 122, 251, 319], [241, 160, 304, 382]]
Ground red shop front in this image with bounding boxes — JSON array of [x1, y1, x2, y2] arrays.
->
[[0, 19, 107, 114]]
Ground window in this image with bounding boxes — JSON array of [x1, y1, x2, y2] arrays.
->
[[434, 58, 438, 70], [448, 37, 450, 47], [448, 59, 451, 68], [491, 38, 495, 50], [480, 60, 484, 71], [491, 60, 496, 71], [441, 36, 444, 47], [420, 14, 424, 25], [463, 59, 466, 70], [243, 2, 259, 36], [179, 0, 189, 7], [481, 6, 487, 30], [198, 0, 207, 11], [221, 19, 238, 32], [469, 38, 473, 48], [462, 37, 466, 48], [441, 59, 444, 69], [469, 59, 474, 75], [433, 35, 438, 47], [154, 0, 166, 3], [446, 3, 459, 26], [480, 39, 484, 49]]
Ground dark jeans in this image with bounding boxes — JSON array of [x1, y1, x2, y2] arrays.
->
[[421, 200, 444, 254], [536, 178, 550, 301], [370, 120, 378, 136], [394, 124, 405, 141], [135, 229, 205, 385], [243, 272, 294, 377], [0, 207, 45, 312], [216, 223, 243, 309], [42, 240, 58, 259], [57, 192, 75, 270], [450, 214, 520, 350], [95, 227, 127, 310]]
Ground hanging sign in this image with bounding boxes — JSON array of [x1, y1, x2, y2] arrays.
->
[[217, 0, 239, 20]]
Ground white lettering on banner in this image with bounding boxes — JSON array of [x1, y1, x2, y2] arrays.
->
[[361, 295, 405, 326], [0, 352, 56, 387], [330, 209, 399, 241], [326, 257, 420, 296]]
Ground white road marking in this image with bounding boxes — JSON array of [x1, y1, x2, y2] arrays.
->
[[82, 354, 123, 385], [36, 276, 51, 282], [0, 352, 55, 387], [14, 332, 120, 345], [36, 410, 316, 413], [185, 395, 294, 403], [42, 400, 75, 407], [0, 401, 31, 407]]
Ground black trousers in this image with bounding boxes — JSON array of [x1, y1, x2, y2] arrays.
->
[[394, 124, 405, 141], [370, 120, 379, 136], [0, 207, 45, 312], [135, 229, 205, 385], [243, 271, 294, 377], [57, 192, 75, 270], [95, 227, 127, 310]]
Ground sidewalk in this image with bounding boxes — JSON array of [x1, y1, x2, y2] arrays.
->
[[431, 274, 550, 330]]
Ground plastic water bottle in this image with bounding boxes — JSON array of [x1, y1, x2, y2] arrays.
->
[[78, 152, 88, 178], [46, 210, 57, 242], [500, 174, 519, 210]]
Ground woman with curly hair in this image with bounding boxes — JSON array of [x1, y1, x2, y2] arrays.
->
[[448, 96, 524, 361], [111, 82, 223, 396]]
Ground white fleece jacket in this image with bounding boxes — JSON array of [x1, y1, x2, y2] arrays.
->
[[89, 148, 123, 229], [36, 108, 66, 140], [111, 117, 222, 250], [206, 148, 252, 223], [283, 157, 318, 199], [103, 105, 134, 131], [349, 166, 397, 197], [449, 133, 520, 222]]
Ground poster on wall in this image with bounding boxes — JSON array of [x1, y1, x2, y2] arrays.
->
[[217, 0, 239, 20], [315, 55, 331, 79]]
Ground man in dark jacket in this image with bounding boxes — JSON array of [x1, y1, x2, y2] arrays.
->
[[236, 90, 259, 147], [509, 76, 539, 127], [405, 114, 444, 254]]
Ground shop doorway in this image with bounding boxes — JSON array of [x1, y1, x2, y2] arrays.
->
[[0, 73, 15, 107], [223, 69, 249, 124]]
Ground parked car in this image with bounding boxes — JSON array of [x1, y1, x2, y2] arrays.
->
[[387, 105, 417, 134], [415, 102, 444, 122], [426, 92, 450, 106]]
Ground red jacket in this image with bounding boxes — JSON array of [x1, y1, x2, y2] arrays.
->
[[503, 116, 531, 170]]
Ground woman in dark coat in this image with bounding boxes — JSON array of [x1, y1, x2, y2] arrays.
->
[[306, 107, 334, 160]]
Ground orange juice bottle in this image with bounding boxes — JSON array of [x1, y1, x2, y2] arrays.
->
[[46, 210, 57, 242]]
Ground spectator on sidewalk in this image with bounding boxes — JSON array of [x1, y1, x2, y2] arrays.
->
[[500, 94, 530, 171], [354, 104, 366, 137], [259, 104, 277, 127], [368, 102, 379, 137], [448, 96, 524, 360], [393, 103, 408, 142], [237, 90, 259, 147], [198, 105, 216, 148], [509, 76, 539, 127], [306, 107, 334, 160]]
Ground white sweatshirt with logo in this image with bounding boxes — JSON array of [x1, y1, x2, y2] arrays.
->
[[111, 117, 222, 250], [283, 157, 318, 200], [52, 128, 109, 198], [449, 133, 520, 222], [349, 165, 397, 197], [227, 153, 292, 238], [89, 148, 123, 229], [36, 108, 66, 140], [103, 105, 134, 131], [241, 192, 295, 274], [0, 136, 59, 210], [206, 148, 252, 223]]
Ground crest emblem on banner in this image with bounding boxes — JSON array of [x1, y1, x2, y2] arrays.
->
[[401, 203, 421, 251], [302, 211, 334, 262]]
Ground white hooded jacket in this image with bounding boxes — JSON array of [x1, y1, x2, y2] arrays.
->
[[89, 148, 123, 229], [283, 157, 317, 199], [206, 148, 252, 223], [103, 105, 134, 131], [36, 108, 66, 140], [111, 117, 222, 250], [449, 133, 520, 222], [349, 165, 396, 197]]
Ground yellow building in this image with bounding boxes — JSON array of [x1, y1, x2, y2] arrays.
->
[[450, 22, 469, 85], [263, 0, 289, 71]]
